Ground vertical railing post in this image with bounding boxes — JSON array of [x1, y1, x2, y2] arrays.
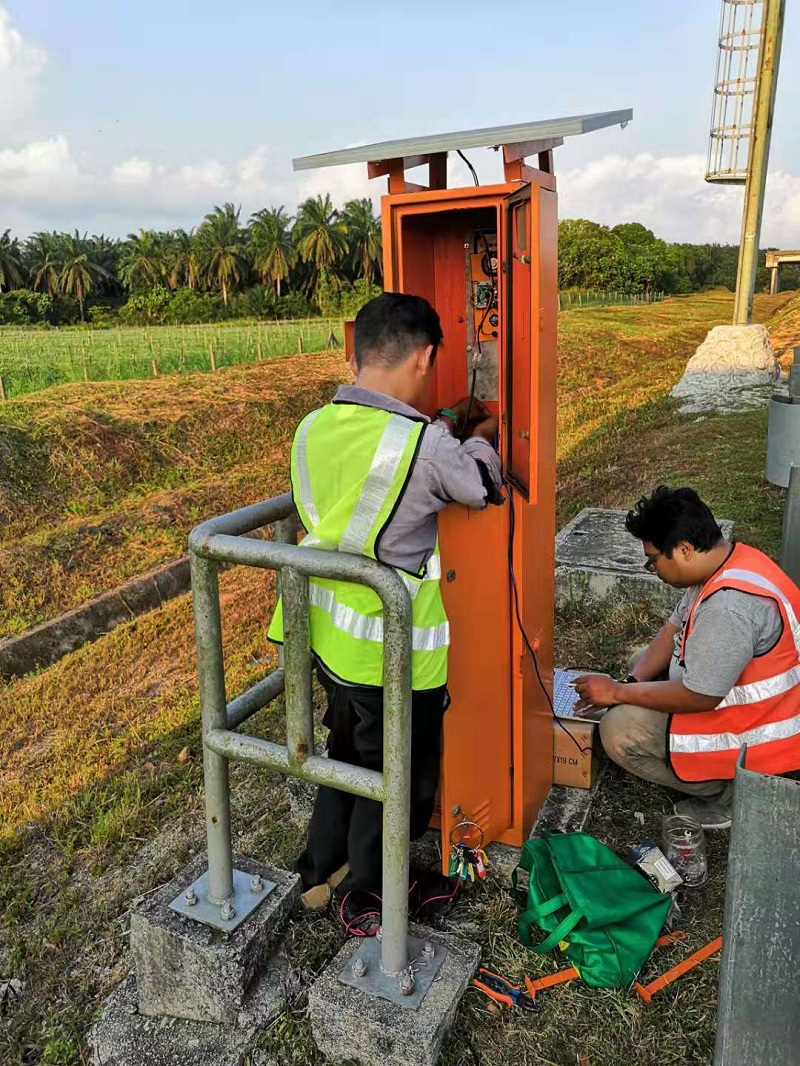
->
[[282, 566, 315, 766], [781, 464, 800, 586], [191, 552, 234, 905], [274, 511, 298, 671], [379, 582, 413, 977]]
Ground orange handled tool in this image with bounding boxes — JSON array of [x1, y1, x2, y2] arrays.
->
[[635, 936, 722, 1004], [524, 967, 580, 1000]]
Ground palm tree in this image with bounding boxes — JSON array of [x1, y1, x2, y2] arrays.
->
[[119, 230, 167, 291], [90, 234, 122, 295], [0, 229, 27, 292], [294, 194, 347, 292], [341, 199, 382, 284], [249, 207, 296, 296], [195, 203, 249, 306], [59, 231, 111, 321], [25, 232, 62, 295], [167, 228, 200, 290]]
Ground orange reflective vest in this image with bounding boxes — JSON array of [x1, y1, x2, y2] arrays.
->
[[669, 543, 800, 782]]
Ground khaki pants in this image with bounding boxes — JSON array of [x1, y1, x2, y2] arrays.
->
[[599, 703, 734, 805]]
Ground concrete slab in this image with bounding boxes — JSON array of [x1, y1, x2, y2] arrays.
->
[[555, 508, 734, 615], [130, 855, 300, 1025], [307, 924, 480, 1066], [89, 956, 286, 1066]]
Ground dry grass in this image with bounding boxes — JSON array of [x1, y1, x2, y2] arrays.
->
[[2, 290, 800, 1065], [0, 350, 349, 634]]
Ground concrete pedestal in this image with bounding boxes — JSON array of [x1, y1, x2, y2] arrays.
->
[[90, 856, 300, 1066], [308, 925, 480, 1066], [671, 324, 779, 414], [555, 508, 734, 615], [130, 855, 300, 1025], [89, 961, 287, 1066]]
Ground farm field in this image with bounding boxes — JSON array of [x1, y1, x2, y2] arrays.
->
[[1, 289, 799, 1065], [0, 317, 344, 398]]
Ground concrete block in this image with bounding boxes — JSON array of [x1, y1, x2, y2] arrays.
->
[[308, 924, 480, 1066], [671, 324, 779, 414], [89, 958, 286, 1066], [555, 508, 733, 616], [130, 855, 300, 1025]]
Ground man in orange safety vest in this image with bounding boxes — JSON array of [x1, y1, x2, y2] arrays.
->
[[574, 485, 800, 829]]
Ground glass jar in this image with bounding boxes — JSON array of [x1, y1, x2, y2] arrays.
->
[[661, 814, 708, 887]]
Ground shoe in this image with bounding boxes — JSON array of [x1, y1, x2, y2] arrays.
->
[[673, 796, 732, 829], [409, 870, 460, 921], [300, 863, 350, 912], [335, 889, 381, 937]]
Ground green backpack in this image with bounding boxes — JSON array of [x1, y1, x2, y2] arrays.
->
[[513, 832, 672, 988]]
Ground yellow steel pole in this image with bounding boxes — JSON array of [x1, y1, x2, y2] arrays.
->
[[733, 0, 785, 325]]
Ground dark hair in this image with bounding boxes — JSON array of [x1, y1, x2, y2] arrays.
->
[[353, 292, 443, 370], [625, 486, 723, 555]]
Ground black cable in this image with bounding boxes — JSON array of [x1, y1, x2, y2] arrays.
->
[[457, 149, 480, 187], [505, 482, 592, 757]]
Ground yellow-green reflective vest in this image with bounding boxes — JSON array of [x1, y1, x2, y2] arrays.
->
[[268, 403, 449, 690]]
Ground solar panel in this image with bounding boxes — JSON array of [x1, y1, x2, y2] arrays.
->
[[293, 109, 633, 171]]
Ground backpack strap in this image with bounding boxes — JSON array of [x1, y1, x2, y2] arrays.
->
[[518, 891, 584, 954]]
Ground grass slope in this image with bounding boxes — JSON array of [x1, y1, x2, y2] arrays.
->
[[1, 290, 799, 1065]]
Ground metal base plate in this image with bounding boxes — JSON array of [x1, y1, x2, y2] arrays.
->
[[338, 934, 447, 1009], [168, 868, 276, 932]]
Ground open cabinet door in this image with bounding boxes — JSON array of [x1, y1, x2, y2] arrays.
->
[[503, 182, 558, 841]]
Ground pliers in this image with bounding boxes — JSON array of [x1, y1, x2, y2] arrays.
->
[[472, 967, 538, 1011]]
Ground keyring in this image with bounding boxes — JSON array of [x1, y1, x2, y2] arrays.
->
[[449, 819, 485, 850]]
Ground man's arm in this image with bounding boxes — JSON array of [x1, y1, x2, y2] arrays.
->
[[428, 410, 503, 509], [574, 674, 721, 715], [629, 621, 679, 681]]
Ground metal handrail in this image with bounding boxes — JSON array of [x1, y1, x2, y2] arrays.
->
[[188, 493, 413, 978]]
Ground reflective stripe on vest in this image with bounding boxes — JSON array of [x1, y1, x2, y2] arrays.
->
[[670, 707, 800, 755], [339, 416, 417, 554], [293, 409, 323, 527], [308, 582, 450, 651]]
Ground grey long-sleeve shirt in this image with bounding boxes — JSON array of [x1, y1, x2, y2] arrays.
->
[[325, 385, 503, 573]]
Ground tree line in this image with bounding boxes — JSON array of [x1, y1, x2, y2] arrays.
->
[[559, 219, 798, 297], [0, 206, 795, 330], [0, 195, 381, 326]]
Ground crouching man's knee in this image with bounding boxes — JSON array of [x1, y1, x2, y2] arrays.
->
[[598, 704, 637, 767]]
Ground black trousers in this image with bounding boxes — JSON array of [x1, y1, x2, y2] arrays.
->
[[297, 669, 448, 894]]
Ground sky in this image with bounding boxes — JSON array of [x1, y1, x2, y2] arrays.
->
[[2, 1, 799, 244]]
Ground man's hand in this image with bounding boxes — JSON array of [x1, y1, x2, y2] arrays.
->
[[471, 414, 499, 442], [573, 673, 622, 715], [444, 396, 488, 423]]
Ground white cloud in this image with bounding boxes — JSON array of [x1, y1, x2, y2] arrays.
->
[[559, 152, 800, 247], [0, 7, 47, 130], [0, 132, 799, 249], [112, 157, 154, 187]]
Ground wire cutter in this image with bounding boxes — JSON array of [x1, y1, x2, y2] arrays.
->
[[472, 967, 538, 1011]]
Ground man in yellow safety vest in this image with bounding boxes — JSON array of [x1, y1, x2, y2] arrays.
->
[[269, 292, 503, 931]]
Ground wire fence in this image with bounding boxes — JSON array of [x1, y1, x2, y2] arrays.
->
[[0, 317, 345, 399], [559, 290, 666, 311]]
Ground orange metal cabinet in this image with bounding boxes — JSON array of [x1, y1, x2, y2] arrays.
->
[[381, 178, 557, 856]]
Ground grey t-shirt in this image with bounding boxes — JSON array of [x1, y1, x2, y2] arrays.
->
[[668, 585, 784, 697]]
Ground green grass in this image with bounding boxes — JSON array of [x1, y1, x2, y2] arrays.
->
[[0, 317, 343, 398], [1, 289, 800, 1064]]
